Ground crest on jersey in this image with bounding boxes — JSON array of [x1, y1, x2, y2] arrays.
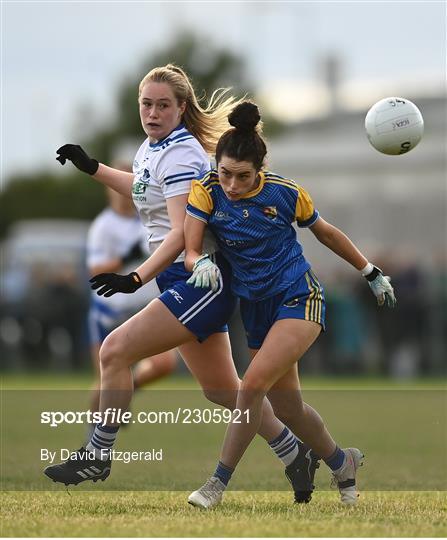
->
[[263, 206, 277, 219]]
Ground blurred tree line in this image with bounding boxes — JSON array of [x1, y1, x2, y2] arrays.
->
[[1, 33, 286, 239]]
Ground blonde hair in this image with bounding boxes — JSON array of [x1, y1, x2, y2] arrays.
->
[[138, 64, 245, 155]]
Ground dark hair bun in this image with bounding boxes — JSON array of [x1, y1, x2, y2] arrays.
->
[[228, 102, 260, 132]]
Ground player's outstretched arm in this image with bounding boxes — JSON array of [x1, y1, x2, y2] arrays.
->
[[309, 217, 396, 307], [56, 144, 134, 198]]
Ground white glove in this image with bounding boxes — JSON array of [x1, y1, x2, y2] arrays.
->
[[363, 264, 396, 308], [187, 254, 221, 292]]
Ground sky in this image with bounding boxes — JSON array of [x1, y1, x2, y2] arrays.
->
[[2, 0, 446, 180]]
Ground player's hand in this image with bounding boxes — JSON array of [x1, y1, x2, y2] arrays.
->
[[186, 254, 221, 292], [122, 241, 144, 265], [90, 272, 143, 297], [364, 265, 396, 307], [56, 144, 99, 175]]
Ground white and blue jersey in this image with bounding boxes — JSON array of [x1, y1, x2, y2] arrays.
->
[[132, 123, 216, 261], [87, 208, 158, 344], [131, 124, 236, 341]]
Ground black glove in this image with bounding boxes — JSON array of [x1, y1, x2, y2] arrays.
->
[[90, 272, 143, 297], [56, 144, 99, 175], [122, 241, 145, 265]]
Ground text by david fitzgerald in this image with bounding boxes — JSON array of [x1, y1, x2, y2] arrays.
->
[[41, 448, 163, 464]]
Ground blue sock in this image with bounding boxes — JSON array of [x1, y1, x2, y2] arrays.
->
[[324, 446, 346, 471], [214, 461, 234, 486]]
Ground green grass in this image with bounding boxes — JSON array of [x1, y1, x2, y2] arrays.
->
[[1, 373, 446, 536], [1, 491, 446, 537], [2, 371, 446, 390]]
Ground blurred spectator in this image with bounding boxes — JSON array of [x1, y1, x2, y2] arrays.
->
[[23, 264, 88, 370], [323, 273, 368, 374]]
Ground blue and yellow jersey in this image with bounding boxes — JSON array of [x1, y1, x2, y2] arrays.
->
[[186, 170, 319, 301]]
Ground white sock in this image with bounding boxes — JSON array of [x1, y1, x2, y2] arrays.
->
[[85, 424, 119, 460], [269, 426, 299, 466]]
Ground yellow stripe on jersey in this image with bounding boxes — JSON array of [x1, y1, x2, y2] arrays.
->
[[295, 186, 315, 224], [304, 271, 323, 324], [188, 180, 214, 214], [264, 179, 299, 192], [264, 173, 298, 189], [199, 170, 219, 189]]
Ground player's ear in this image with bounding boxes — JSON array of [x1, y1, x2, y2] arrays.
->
[[179, 100, 186, 116]]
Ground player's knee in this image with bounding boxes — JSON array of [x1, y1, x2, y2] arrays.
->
[[203, 388, 237, 409], [99, 334, 126, 373], [240, 373, 269, 396]]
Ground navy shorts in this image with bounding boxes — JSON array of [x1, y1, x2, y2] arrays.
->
[[88, 301, 136, 345], [240, 269, 326, 349], [157, 252, 237, 342]]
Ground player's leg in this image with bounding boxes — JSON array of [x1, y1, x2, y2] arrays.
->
[[267, 363, 337, 458], [179, 333, 239, 409], [89, 343, 102, 414], [87, 304, 110, 415], [87, 312, 176, 445], [235, 348, 319, 503], [44, 299, 196, 485], [97, 299, 194, 413], [180, 333, 296, 444], [219, 318, 321, 469], [132, 351, 177, 389], [192, 319, 362, 507], [188, 319, 320, 508], [266, 362, 335, 503], [182, 331, 320, 511], [268, 367, 364, 505]]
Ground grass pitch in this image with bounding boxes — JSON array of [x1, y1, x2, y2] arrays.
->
[[2, 491, 446, 537], [1, 373, 446, 537]]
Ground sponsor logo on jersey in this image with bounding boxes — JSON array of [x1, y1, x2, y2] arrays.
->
[[224, 238, 246, 247], [263, 206, 277, 219], [132, 182, 147, 195]]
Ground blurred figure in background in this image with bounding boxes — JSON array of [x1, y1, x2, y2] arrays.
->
[[87, 176, 177, 418]]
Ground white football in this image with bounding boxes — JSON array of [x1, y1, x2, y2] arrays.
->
[[365, 97, 424, 155]]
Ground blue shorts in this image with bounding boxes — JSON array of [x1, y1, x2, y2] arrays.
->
[[88, 301, 136, 345], [240, 269, 326, 349], [157, 252, 236, 342]]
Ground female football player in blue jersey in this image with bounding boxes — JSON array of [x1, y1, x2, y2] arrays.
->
[[185, 101, 396, 508], [44, 66, 322, 502]]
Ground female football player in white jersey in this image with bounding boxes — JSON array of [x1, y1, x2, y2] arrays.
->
[[45, 65, 321, 502], [185, 102, 396, 508], [87, 183, 176, 422]]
